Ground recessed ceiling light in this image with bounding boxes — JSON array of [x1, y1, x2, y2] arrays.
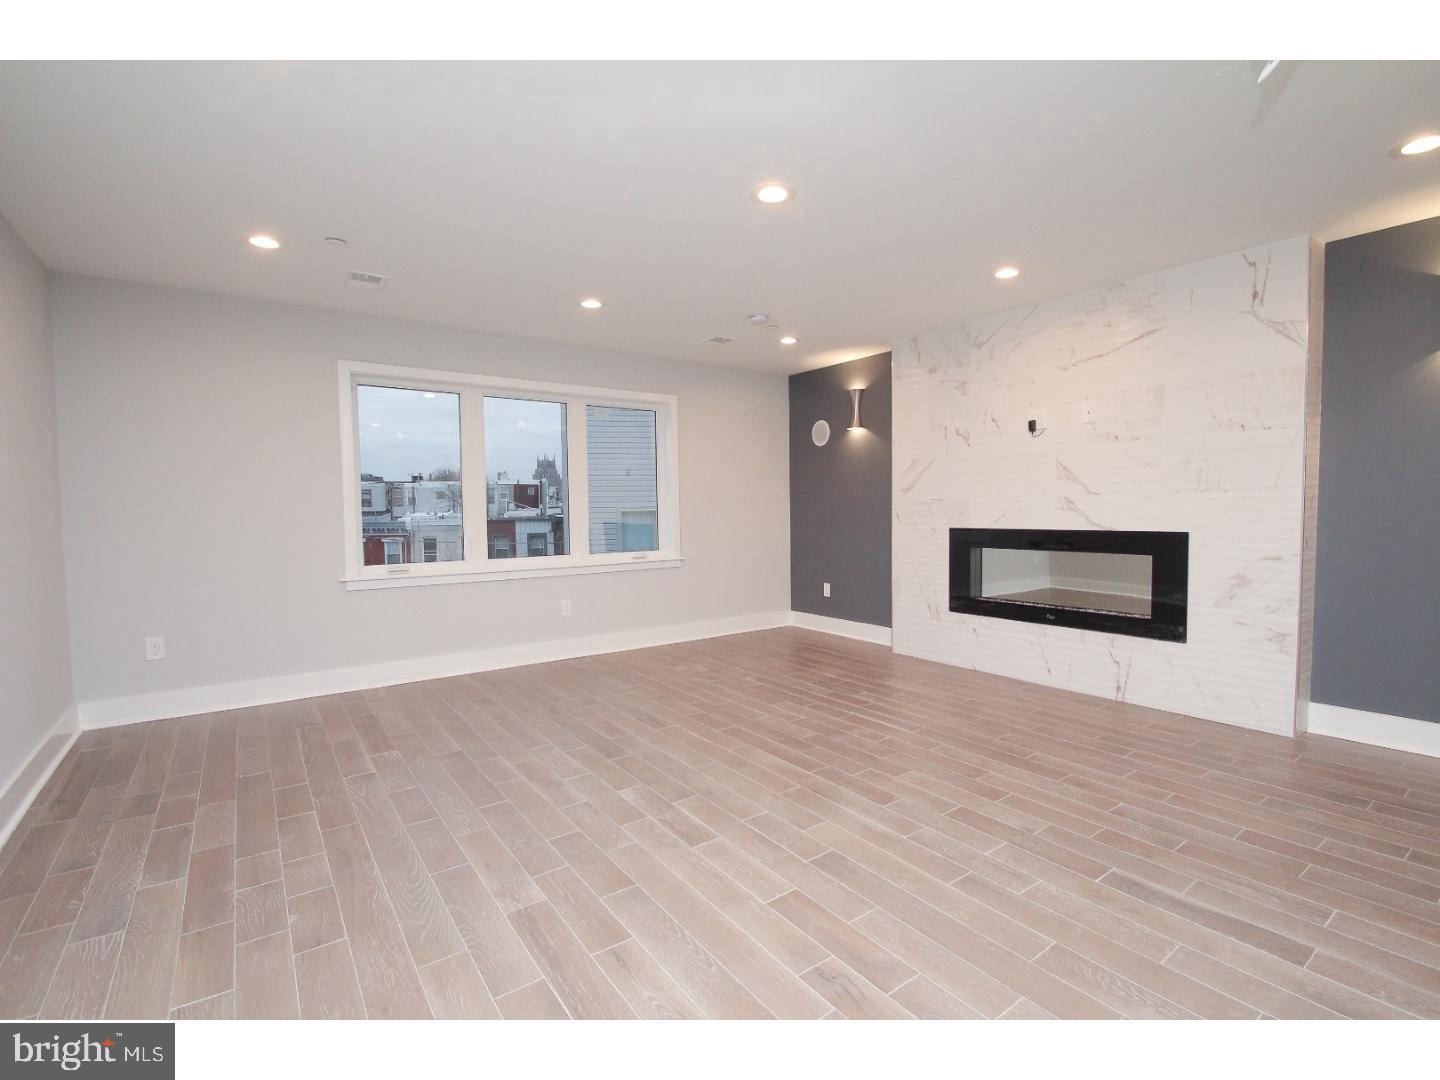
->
[[752, 183, 792, 205], [324, 236, 349, 247], [248, 234, 281, 250], [1400, 133, 1440, 156], [993, 266, 1021, 280], [780, 336, 799, 345], [579, 298, 603, 310]]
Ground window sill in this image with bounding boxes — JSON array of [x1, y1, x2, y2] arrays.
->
[[342, 555, 685, 591]]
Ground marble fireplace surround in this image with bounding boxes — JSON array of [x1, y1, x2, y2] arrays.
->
[[891, 236, 1316, 736]]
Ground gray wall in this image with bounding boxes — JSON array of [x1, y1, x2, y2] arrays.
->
[[1313, 215, 1440, 723], [789, 352, 891, 627], [0, 211, 75, 804], [51, 275, 790, 710]]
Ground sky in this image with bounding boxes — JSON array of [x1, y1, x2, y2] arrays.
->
[[356, 385, 566, 483], [483, 397, 567, 482]]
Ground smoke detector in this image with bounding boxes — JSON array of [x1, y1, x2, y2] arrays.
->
[[747, 313, 770, 325], [346, 270, 386, 290], [699, 335, 735, 346]]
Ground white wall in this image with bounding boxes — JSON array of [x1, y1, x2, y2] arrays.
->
[[51, 276, 790, 718], [978, 549, 1052, 596], [0, 213, 75, 816], [1047, 551, 1152, 598], [892, 238, 1314, 736]]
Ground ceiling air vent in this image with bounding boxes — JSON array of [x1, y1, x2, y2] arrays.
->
[[699, 335, 735, 346], [346, 270, 387, 290]]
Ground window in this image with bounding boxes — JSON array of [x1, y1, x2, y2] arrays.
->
[[485, 397, 567, 559], [340, 361, 680, 589], [587, 406, 659, 553], [355, 385, 464, 568]]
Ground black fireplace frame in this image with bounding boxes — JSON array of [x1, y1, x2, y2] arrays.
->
[[948, 528, 1189, 642]]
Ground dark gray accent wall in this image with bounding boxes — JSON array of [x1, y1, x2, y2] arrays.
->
[[1313, 215, 1440, 723], [789, 351, 891, 627]]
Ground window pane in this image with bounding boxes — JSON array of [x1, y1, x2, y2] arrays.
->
[[357, 385, 464, 567], [484, 397, 568, 559], [587, 406, 659, 554]]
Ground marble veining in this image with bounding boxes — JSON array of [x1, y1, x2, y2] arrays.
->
[[891, 237, 1313, 735]]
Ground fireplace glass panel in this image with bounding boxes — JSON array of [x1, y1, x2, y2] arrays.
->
[[978, 548, 1153, 618]]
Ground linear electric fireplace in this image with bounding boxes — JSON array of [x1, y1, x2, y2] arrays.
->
[[949, 528, 1188, 642]]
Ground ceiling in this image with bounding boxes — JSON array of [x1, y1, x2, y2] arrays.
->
[[1, 60, 1438, 375]]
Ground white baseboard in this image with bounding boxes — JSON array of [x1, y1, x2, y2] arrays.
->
[[73, 608, 896, 736], [788, 611, 893, 647], [0, 707, 80, 853], [1307, 702, 1440, 759], [77, 611, 793, 730]]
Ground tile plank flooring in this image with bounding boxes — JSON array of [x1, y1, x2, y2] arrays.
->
[[4, 627, 1440, 1020]]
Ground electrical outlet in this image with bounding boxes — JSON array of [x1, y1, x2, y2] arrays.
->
[[145, 637, 165, 661], [823, 583, 831, 598], [560, 598, 573, 617]]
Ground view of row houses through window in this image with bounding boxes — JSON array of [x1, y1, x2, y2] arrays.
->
[[356, 385, 658, 567], [482, 395, 568, 560]]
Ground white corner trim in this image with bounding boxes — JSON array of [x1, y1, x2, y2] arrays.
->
[[0, 706, 81, 853], [76, 611, 792, 731], [788, 611, 893, 647], [1307, 702, 1440, 759]]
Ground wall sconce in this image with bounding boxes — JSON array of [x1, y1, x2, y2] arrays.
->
[[847, 387, 865, 431]]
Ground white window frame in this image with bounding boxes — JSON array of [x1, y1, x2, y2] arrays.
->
[[338, 359, 682, 590]]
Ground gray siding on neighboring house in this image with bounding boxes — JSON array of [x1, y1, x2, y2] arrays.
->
[[789, 352, 892, 627], [1312, 214, 1440, 724], [587, 405, 659, 553]]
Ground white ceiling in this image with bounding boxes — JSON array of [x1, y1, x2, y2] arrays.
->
[[1, 60, 1438, 375]]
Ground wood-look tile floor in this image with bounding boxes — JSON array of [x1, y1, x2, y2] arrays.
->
[[4, 628, 1440, 1020]]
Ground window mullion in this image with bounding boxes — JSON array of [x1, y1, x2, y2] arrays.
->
[[566, 398, 591, 561], [460, 387, 488, 568]]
